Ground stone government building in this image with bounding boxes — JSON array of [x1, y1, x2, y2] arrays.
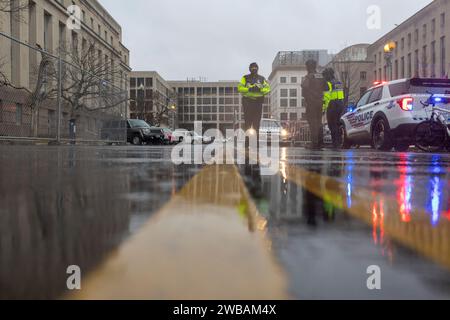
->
[[0, 0, 131, 139]]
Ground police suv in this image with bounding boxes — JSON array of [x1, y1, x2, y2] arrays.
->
[[339, 78, 450, 151]]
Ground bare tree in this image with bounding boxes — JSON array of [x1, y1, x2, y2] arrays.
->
[[44, 41, 128, 121], [148, 90, 173, 126]]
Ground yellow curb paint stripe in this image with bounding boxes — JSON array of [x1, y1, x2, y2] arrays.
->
[[68, 164, 288, 300]]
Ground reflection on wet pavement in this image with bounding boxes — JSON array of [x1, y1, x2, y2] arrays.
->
[[239, 148, 450, 299], [2, 145, 450, 299], [0, 146, 201, 299], [70, 165, 287, 300]]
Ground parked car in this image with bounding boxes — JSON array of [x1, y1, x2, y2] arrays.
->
[[172, 129, 213, 144], [340, 78, 450, 151], [259, 118, 291, 145], [161, 128, 175, 145], [148, 127, 166, 145], [172, 129, 190, 143], [101, 119, 155, 145]]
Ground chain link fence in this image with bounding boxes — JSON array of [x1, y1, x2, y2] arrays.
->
[[0, 31, 128, 144]]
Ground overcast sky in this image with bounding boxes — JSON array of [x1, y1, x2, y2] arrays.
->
[[99, 0, 432, 81]]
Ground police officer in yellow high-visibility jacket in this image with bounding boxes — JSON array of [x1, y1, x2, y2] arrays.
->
[[238, 63, 271, 140], [323, 68, 345, 148]]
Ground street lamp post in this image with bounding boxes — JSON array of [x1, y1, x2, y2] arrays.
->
[[384, 41, 396, 80], [138, 83, 145, 120]]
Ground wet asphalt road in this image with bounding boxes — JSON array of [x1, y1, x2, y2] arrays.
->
[[1, 145, 450, 299]]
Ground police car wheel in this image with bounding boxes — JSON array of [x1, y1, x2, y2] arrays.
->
[[372, 118, 393, 151], [339, 124, 351, 149]]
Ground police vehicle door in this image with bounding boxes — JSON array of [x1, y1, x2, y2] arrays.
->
[[346, 89, 373, 137], [354, 86, 383, 137]]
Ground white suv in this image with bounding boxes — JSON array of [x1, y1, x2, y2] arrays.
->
[[340, 78, 450, 151]]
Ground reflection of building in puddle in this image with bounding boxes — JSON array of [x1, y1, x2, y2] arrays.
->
[[261, 169, 304, 221], [0, 148, 132, 299]]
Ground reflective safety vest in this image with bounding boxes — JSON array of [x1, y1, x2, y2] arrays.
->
[[238, 74, 271, 99], [323, 80, 345, 111]]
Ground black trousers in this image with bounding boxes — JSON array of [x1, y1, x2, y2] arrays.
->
[[326, 100, 345, 147], [242, 97, 263, 132], [306, 106, 323, 148]]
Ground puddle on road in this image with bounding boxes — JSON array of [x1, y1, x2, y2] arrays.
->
[[238, 164, 450, 299]]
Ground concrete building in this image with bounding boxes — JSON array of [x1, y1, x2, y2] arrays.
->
[[326, 44, 373, 105], [0, 0, 131, 139], [269, 50, 333, 123], [168, 79, 270, 133], [368, 0, 450, 83], [129, 71, 177, 128], [0, 0, 131, 91]]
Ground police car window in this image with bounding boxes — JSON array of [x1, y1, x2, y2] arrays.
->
[[357, 90, 372, 108], [389, 83, 408, 96], [368, 87, 383, 103]]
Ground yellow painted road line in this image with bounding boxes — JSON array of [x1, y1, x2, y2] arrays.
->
[[68, 164, 288, 300], [284, 164, 450, 271]]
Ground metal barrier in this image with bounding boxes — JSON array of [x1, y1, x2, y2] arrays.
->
[[0, 31, 128, 144]]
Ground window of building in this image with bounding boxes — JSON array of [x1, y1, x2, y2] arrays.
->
[[407, 53, 412, 78], [145, 78, 153, 87], [360, 71, 367, 80], [394, 60, 399, 79], [441, 13, 446, 29], [414, 50, 419, 77], [408, 33, 412, 48], [432, 18, 436, 34], [280, 99, 288, 107], [280, 113, 288, 121], [130, 78, 136, 87], [291, 77, 297, 83], [289, 89, 297, 97], [422, 45, 427, 77], [280, 89, 288, 97], [137, 78, 145, 87], [290, 113, 298, 120], [280, 77, 287, 84], [16, 103, 22, 125], [401, 57, 405, 78], [423, 24, 427, 40], [43, 12, 52, 51], [290, 99, 297, 107], [441, 36, 446, 77], [415, 29, 419, 43], [401, 38, 405, 50], [431, 41, 436, 77]]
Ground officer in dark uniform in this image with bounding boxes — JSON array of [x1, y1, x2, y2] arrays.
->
[[301, 60, 328, 150], [323, 68, 345, 148]]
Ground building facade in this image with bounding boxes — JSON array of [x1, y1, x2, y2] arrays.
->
[[0, 0, 131, 139], [0, 0, 131, 91], [368, 0, 450, 83], [129, 71, 177, 128], [326, 44, 373, 105], [269, 51, 333, 123], [168, 80, 270, 133]]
